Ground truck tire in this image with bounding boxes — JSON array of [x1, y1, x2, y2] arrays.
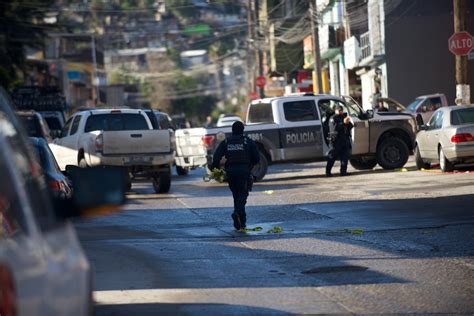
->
[[153, 170, 171, 193], [439, 147, 454, 172], [252, 150, 268, 182], [176, 165, 189, 176], [376, 137, 409, 170], [415, 145, 430, 170], [349, 157, 377, 170]]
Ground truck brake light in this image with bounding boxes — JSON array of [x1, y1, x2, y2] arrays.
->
[[201, 135, 215, 148], [95, 134, 104, 153], [451, 133, 473, 143]]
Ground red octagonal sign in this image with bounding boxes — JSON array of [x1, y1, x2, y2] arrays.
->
[[449, 31, 473, 56], [256, 76, 266, 88]]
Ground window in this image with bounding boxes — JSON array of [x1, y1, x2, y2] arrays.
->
[[158, 114, 171, 130], [318, 99, 359, 119], [61, 117, 73, 137], [18, 115, 42, 138], [0, 144, 28, 238], [427, 111, 443, 130], [84, 113, 149, 132], [69, 115, 82, 135], [44, 117, 62, 131], [247, 103, 274, 123], [0, 111, 56, 233], [283, 101, 318, 122], [451, 108, 474, 125]]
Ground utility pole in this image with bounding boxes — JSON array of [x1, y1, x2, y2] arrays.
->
[[91, 35, 101, 104], [247, 0, 255, 97], [254, 0, 265, 98], [309, 0, 323, 94], [453, 0, 470, 105]]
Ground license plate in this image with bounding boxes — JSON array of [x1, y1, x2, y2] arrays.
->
[[128, 156, 145, 163]]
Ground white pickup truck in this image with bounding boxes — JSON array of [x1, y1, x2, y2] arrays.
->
[[198, 94, 417, 181], [50, 109, 175, 193]]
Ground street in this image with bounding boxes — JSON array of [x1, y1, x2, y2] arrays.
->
[[76, 160, 474, 315]]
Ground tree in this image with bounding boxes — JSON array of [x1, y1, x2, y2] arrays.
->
[[171, 73, 217, 122], [0, 0, 56, 89]]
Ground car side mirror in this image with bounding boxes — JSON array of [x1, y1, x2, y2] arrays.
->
[[55, 165, 127, 219], [418, 125, 428, 131], [416, 115, 424, 127], [366, 109, 374, 119]]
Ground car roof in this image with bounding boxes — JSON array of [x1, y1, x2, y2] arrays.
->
[[416, 93, 445, 99], [438, 105, 473, 113], [78, 108, 145, 115], [251, 94, 341, 104], [29, 136, 48, 146], [16, 110, 41, 117]]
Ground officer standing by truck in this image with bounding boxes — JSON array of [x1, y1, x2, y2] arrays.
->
[[326, 105, 353, 177], [212, 121, 260, 230]]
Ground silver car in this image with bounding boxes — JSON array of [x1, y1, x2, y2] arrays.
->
[[415, 105, 474, 172]]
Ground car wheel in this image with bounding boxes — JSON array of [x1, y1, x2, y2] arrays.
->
[[349, 157, 377, 170], [439, 147, 454, 172], [415, 145, 431, 170], [176, 165, 189, 176], [376, 137, 409, 170], [152, 170, 171, 193], [252, 150, 268, 182]]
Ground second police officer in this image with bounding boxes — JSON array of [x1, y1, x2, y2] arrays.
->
[[212, 121, 260, 230], [326, 105, 353, 177]]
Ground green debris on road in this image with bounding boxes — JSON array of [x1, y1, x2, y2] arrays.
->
[[345, 228, 364, 235], [313, 228, 365, 235], [267, 226, 284, 234]]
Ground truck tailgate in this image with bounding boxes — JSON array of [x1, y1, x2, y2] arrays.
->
[[175, 128, 206, 157], [102, 130, 170, 155]]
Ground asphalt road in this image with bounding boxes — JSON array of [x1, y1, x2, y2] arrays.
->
[[75, 159, 474, 315]]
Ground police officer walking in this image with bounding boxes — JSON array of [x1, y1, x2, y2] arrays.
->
[[212, 121, 260, 230], [326, 105, 353, 177]]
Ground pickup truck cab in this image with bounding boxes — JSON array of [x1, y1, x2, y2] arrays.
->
[[404, 93, 448, 125], [203, 94, 417, 180], [51, 109, 175, 193]]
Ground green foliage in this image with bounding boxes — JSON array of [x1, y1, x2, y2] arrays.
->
[[166, 47, 180, 65], [171, 73, 217, 120], [0, 0, 56, 87]]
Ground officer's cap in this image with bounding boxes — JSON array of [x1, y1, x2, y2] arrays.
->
[[232, 121, 245, 134]]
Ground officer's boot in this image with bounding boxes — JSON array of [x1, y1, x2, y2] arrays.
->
[[231, 212, 242, 230], [239, 213, 246, 229]]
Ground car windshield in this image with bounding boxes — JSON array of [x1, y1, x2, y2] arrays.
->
[[451, 108, 474, 125], [44, 117, 62, 130], [84, 113, 149, 132], [406, 98, 423, 111], [19, 115, 43, 137]]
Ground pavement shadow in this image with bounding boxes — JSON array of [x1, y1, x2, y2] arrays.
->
[[95, 302, 292, 316]]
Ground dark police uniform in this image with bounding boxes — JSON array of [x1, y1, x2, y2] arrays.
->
[[326, 113, 353, 176], [212, 127, 260, 230]]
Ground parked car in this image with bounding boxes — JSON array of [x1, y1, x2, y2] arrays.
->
[[51, 109, 175, 193], [16, 110, 53, 142], [216, 114, 243, 127], [0, 87, 125, 316], [185, 94, 417, 181], [30, 137, 73, 201], [404, 93, 448, 125], [415, 105, 474, 172]]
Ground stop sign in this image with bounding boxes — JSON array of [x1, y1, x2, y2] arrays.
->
[[256, 76, 266, 88], [449, 31, 473, 56]]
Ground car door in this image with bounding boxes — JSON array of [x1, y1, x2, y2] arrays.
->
[[420, 111, 444, 160], [52, 114, 83, 168], [320, 98, 369, 155], [279, 99, 324, 160]]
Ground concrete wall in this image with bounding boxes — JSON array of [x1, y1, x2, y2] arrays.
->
[[384, 0, 474, 106]]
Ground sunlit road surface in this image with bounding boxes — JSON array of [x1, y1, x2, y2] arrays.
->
[[75, 159, 474, 315]]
